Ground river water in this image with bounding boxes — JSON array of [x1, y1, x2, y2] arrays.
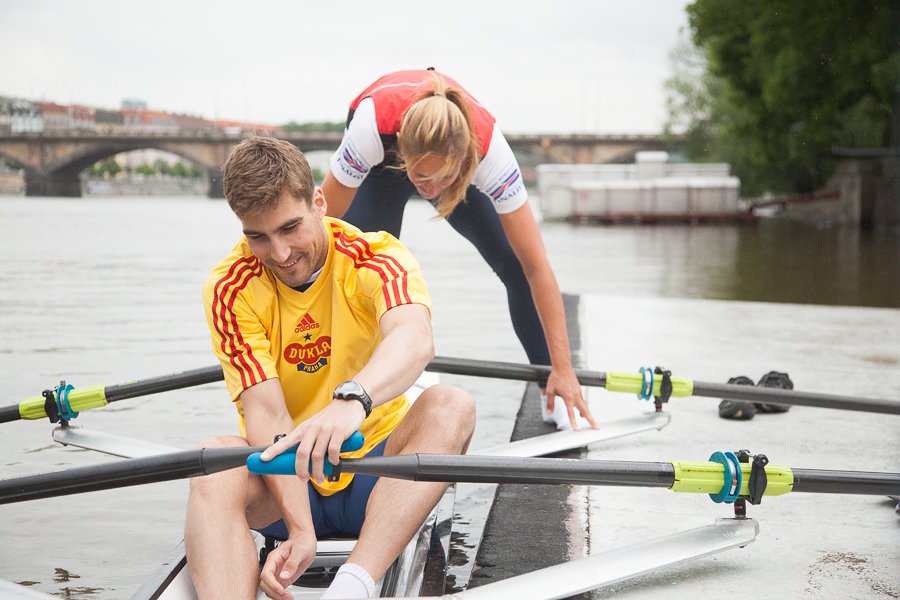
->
[[0, 194, 896, 598]]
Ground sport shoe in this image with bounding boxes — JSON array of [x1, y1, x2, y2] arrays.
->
[[718, 376, 757, 420], [540, 394, 591, 431], [754, 371, 793, 413]]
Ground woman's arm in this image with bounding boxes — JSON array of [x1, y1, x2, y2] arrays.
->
[[324, 97, 384, 218], [322, 171, 358, 218], [499, 204, 597, 430]]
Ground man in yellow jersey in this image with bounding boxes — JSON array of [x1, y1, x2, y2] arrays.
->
[[184, 137, 476, 600]]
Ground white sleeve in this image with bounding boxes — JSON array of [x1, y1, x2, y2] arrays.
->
[[328, 97, 385, 188], [472, 123, 528, 214]]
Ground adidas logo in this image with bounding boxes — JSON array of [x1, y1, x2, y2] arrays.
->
[[294, 313, 320, 333]]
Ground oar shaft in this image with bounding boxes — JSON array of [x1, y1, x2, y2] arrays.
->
[[342, 455, 676, 487], [791, 468, 900, 496], [0, 445, 263, 505], [0, 404, 20, 423], [104, 366, 224, 403], [338, 454, 900, 497], [690, 381, 900, 415], [427, 356, 606, 387]]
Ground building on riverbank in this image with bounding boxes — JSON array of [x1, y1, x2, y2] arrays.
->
[[537, 152, 745, 223]]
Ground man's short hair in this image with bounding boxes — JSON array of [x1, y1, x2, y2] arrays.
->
[[223, 137, 315, 217]]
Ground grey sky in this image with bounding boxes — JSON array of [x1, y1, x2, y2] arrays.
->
[[1, 1, 692, 134]]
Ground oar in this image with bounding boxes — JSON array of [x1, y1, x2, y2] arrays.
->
[[0, 445, 260, 505], [0, 432, 364, 505], [3, 356, 897, 424], [0, 365, 225, 423], [426, 357, 900, 415], [251, 452, 900, 497], [4, 447, 897, 506]]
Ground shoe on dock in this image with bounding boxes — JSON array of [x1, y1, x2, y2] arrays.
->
[[754, 371, 793, 413], [718, 375, 757, 420]]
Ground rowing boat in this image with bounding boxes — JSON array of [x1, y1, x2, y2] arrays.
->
[[129, 486, 455, 599], [69, 372, 454, 599], [119, 376, 672, 599]]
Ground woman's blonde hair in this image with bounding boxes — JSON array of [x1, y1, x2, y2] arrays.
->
[[397, 77, 480, 218]]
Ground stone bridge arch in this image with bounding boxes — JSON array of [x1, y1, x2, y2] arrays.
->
[[0, 131, 679, 197], [0, 133, 242, 197]]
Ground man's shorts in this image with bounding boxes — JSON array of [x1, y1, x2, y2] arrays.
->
[[254, 436, 389, 540]]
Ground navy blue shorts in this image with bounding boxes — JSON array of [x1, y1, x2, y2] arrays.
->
[[254, 436, 389, 540]]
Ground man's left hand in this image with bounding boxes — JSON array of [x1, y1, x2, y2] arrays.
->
[[259, 532, 317, 600]]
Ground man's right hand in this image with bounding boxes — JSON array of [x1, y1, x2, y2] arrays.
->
[[259, 532, 317, 600], [261, 398, 366, 482]]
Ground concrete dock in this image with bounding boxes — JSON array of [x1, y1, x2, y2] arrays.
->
[[471, 295, 899, 598]]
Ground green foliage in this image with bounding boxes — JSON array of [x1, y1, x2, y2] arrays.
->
[[119, 159, 204, 178], [89, 157, 122, 178], [170, 161, 189, 178], [281, 120, 345, 133], [154, 158, 171, 176], [668, 1, 899, 196]]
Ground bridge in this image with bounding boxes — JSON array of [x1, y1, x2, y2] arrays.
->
[[0, 130, 679, 197]]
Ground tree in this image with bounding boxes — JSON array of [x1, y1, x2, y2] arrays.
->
[[87, 157, 121, 178], [101, 157, 121, 178], [154, 158, 171, 176], [669, 0, 899, 196], [171, 161, 189, 178], [663, 31, 718, 159]]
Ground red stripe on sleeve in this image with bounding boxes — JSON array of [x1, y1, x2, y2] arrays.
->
[[210, 257, 267, 388], [334, 230, 413, 306]]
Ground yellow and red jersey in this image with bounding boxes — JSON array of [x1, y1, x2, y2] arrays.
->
[[203, 217, 431, 494]]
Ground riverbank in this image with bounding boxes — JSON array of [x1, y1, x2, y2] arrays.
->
[[0, 174, 208, 196], [83, 177, 207, 196], [0, 170, 23, 194]]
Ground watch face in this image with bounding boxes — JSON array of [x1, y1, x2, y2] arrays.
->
[[335, 380, 372, 417], [337, 381, 364, 398]]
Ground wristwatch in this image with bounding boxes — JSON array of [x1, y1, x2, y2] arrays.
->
[[333, 380, 372, 417]]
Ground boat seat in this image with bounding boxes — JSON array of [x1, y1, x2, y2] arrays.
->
[[258, 535, 358, 588]]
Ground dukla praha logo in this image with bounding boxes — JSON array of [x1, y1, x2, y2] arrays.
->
[[284, 336, 331, 373], [294, 313, 320, 333]]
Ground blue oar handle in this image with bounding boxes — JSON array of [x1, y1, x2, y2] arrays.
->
[[246, 431, 364, 477]]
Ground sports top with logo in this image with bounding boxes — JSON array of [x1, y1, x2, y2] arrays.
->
[[203, 217, 431, 495], [330, 69, 528, 214]]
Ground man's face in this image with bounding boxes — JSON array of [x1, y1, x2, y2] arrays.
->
[[240, 189, 329, 288]]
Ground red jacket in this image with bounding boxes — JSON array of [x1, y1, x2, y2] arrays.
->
[[348, 70, 495, 158]]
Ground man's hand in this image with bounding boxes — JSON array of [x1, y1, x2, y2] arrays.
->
[[545, 365, 598, 431], [260, 398, 366, 482], [259, 532, 317, 600]]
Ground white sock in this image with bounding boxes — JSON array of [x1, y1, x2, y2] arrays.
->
[[320, 563, 376, 599], [540, 394, 590, 431]]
